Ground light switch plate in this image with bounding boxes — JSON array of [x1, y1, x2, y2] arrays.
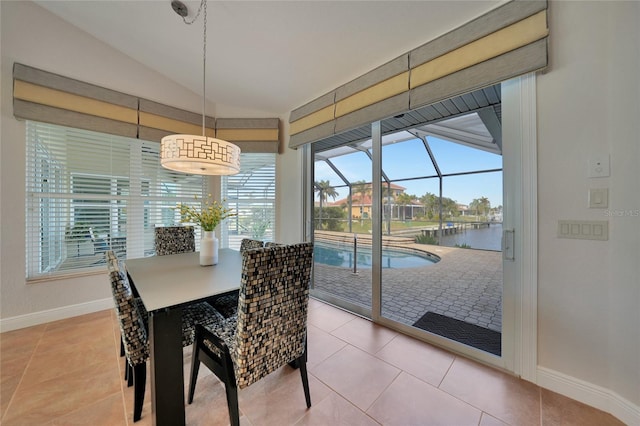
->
[[588, 155, 610, 178], [588, 188, 608, 208], [558, 220, 608, 240]]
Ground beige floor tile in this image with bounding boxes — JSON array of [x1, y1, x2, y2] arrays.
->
[[1, 374, 22, 420], [540, 388, 625, 426], [38, 311, 114, 352], [374, 333, 455, 386], [311, 345, 400, 411], [480, 412, 509, 426], [367, 372, 481, 426], [296, 392, 380, 426], [0, 324, 46, 362], [48, 393, 127, 426], [2, 368, 122, 425], [20, 337, 118, 387], [308, 297, 326, 311], [0, 303, 624, 426], [330, 316, 397, 354], [238, 368, 332, 426], [439, 356, 541, 426], [1, 354, 34, 418], [307, 324, 348, 369], [307, 304, 356, 333], [186, 373, 238, 426]]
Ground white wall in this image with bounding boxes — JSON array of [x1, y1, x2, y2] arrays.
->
[[0, 1, 258, 324], [1, 0, 638, 421], [0, 1, 300, 327], [536, 0, 639, 413]]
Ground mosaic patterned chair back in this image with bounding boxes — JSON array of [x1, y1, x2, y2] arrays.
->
[[106, 251, 149, 367], [154, 226, 195, 256], [233, 242, 314, 389], [239, 238, 263, 253]]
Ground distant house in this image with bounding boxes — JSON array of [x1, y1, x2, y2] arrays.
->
[[329, 182, 423, 220]]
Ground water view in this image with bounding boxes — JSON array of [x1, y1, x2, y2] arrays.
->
[[439, 222, 503, 251]]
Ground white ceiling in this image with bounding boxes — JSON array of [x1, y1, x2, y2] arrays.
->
[[35, 0, 500, 116]]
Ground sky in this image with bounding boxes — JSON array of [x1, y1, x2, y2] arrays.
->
[[314, 136, 503, 208]]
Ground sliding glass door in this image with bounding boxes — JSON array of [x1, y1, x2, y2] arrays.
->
[[312, 143, 373, 317]]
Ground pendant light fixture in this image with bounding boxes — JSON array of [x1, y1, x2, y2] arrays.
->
[[161, 0, 241, 175]]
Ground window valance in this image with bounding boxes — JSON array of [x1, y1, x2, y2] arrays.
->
[[289, 0, 548, 148], [13, 63, 280, 153]]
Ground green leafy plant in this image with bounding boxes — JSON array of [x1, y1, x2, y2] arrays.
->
[[415, 234, 438, 245], [176, 194, 236, 232], [240, 209, 271, 239]]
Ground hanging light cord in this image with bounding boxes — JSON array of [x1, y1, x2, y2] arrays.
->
[[181, 0, 207, 137]]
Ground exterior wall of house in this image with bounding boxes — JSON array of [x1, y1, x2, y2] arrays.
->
[[1, 0, 638, 420]]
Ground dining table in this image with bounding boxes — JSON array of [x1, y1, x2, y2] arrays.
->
[[125, 249, 242, 426]]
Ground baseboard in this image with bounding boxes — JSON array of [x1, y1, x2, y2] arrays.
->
[[538, 366, 640, 425], [0, 298, 114, 333]]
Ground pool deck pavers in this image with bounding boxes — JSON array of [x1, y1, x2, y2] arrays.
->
[[313, 243, 503, 332]]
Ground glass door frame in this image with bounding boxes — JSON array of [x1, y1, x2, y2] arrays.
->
[[304, 73, 538, 378]]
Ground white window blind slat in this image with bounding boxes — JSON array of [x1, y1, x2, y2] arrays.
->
[[25, 121, 204, 279], [222, 153, 276, 250]]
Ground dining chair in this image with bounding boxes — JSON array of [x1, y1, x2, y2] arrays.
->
[[188, 242, 314, 426], [239, 238, 264, 252], [154, 226, 195, 256], [107, 255, 149, 422], [106, 250, 227, 413], [206, 238, 264, 318]]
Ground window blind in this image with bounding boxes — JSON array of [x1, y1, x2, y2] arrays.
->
[[25, 121, 204, 280], [221, 153, 276, 250]]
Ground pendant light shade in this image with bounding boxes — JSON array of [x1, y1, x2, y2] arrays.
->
[[161, 0, 241, 175], [161, 134, 240, 175]]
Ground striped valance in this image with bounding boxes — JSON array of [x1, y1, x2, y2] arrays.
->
[[289, 0, 548, 148], [13, 63, 280, 153]]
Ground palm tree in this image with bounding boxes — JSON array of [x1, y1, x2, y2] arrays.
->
[[420, 192, 438, 220], [314, 180, 338, 229], [469, 197, 491, 220], [351, 180, 370, 225]]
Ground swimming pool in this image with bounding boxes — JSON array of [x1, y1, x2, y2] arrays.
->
[[314, 242, 438, 269]]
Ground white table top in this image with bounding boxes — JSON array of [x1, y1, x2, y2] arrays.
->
[[125, 249, 242, 312]]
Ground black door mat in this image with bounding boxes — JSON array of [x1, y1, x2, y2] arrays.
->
[[412, 311, 501, 356]]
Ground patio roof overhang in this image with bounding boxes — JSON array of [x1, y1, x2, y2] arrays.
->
[[313, 84, 502, 161]]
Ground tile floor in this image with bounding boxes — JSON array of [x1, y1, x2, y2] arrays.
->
[[0, 298, 624, 426]]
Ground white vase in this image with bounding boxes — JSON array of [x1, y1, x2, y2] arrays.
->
[[200, 231, 218, 266]]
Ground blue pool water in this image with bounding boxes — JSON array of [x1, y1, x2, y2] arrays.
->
[[314, 243, 438, 269]]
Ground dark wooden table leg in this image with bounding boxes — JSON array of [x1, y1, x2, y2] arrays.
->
[[149, 307, 185, 426]]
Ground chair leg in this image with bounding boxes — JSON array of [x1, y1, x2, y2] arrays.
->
[[224, 382, 240, 426], [133, 362, 146, 422], [298, 356, 312, 408], [120, 337, 125, 357], [127, 363, 134, 387], [187, 342, 201, 404]]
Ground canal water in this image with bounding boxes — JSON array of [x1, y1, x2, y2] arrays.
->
[[439, 222, 503, 251]]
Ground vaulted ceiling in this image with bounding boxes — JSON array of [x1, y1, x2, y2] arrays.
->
[[35, 1, 500, 116]]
